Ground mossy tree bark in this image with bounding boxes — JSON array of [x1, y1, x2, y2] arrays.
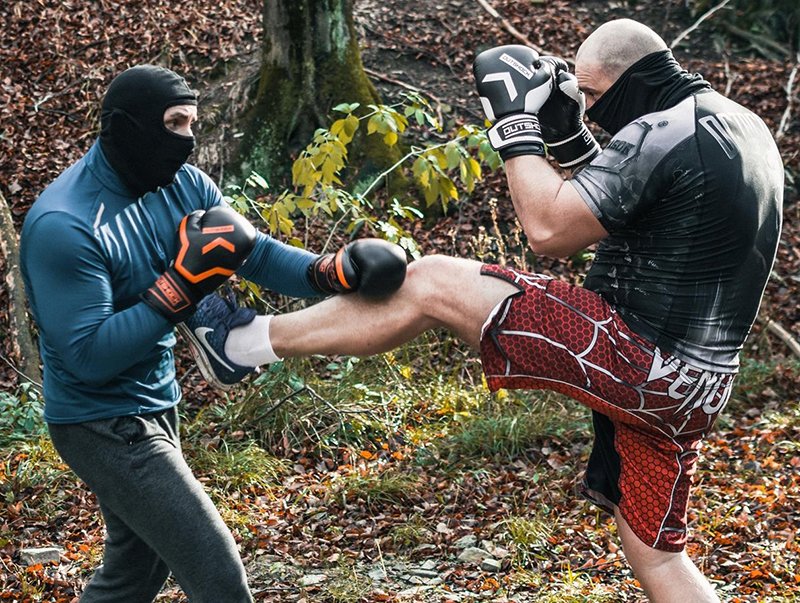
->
[[0, 192, 41, 386], [237, 0, 401, 188]]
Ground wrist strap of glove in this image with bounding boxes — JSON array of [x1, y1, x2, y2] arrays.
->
[[545, 123, 600, 169], [141, 267, 199, 323], [487, 114, 546, 160], [309, 248, 357, 295]]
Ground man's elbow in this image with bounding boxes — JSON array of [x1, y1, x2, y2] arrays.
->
[[527, 232, 578, 258]]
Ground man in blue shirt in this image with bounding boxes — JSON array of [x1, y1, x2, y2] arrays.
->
[[20, 65, 406, 602]]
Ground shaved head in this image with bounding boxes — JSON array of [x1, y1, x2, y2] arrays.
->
[[576, 19, 668, 82]]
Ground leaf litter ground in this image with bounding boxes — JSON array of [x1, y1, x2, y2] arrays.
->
[[2, 0, 799, 601]]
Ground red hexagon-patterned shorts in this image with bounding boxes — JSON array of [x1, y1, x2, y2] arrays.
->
[[478, 265, 735, 552]]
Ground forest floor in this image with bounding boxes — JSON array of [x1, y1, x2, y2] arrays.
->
[[1, 1, 800, 602]]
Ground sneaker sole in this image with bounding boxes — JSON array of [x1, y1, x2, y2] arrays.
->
[[177, 322, 236, 392]]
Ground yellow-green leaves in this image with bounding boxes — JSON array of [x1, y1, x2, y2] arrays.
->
[[366, 104, 407, 147], [402, 91, 441, 131], [330, 113, 360, 144], [409, 127, 490, 211], [225, 93, 501, 261], [293, 129, 348, 196]]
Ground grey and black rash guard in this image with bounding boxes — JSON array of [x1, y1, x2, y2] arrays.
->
[[572, 90, 783, 372]]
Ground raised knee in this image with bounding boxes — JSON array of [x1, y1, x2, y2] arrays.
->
[[407, 254, 453, 275], [405, 255, 460, 302]]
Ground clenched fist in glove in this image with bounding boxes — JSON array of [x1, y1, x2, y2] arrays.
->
[[473, 45, 555, 160], [538, 56, 601, 169], [142, 206, 257, 322], [309, 239, 408, 299]]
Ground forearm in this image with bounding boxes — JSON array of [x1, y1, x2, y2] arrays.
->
[[505, 155, 570, 254], [472, 45, 605, 258], [23, 214, 174, 385], [64, 304, 173, 386], [237, 231, 319, 298], [504, 156, 608, 257]]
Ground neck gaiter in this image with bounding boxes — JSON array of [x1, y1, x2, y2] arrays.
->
[[586, 50, 711, 135]]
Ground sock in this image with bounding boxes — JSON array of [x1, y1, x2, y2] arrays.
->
[[224, 315, 282, 366]]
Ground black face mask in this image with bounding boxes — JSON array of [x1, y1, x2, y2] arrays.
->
[[99, 65, 198, 197], [585, 50, 711, 136]]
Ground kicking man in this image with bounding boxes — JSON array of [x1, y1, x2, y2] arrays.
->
[[185, 19, 783, 602], [20, 65, 406, 602]]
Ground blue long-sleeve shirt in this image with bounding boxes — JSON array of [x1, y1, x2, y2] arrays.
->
[[20, 141, 319, 423]]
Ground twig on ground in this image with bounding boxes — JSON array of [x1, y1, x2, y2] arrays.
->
[[252, 386, 309, 422], [476, 0, 544, 55], [0, 352, 43, 390], [670, 0, 732, 49], [26, 106, 82, 123], [305, 384, 382, 422], [177, 365, 197, 385], [763, 318, 800, 359], [723, 56, 738, 97], [776, 53, 800, 141]]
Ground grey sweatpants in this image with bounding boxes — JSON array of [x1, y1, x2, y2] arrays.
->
[[49, 407, 253, 603]]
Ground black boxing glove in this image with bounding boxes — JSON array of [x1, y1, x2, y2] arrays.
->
[[472, 45, 554, 160], [538, 56, 600, 169], [309, 239, 407, 299], [142, 206, 257, 322]]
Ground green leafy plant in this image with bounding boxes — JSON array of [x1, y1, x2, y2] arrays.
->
[[2, 436, 76, 517], [389, 514, 433, 549], [319, 559, 373, 603], [224, 92, 500, 259], [0, 383, 45, 447], [183, 438, 289, 494], [339, 468, 420, 506]]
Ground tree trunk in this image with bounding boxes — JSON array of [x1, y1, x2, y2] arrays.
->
[[0, 192, 42, 386], [236, 0, 400, 187]]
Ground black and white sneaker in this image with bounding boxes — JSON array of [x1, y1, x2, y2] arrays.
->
[[178, 292, 257, 390]]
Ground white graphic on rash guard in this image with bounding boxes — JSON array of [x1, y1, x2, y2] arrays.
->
[[571, 92, 783, 372], [699, 112, 772, 159]]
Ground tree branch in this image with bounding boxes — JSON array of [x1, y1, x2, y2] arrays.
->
[[764, 318, 800, 359], [776, 53, 800, 141], [670, 0, 732, 49], [723, 23, 791, 60], [723, 55, 739, 97], [363, 67, 445, 126], [363, 66, 483, 121], [476, 0, 544, 55]]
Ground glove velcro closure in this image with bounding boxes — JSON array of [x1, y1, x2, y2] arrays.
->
[[545, 123, 600, 169], [309, 249, 357, 295], [141, 267, 199, 323], [487, 114, 545, 160]]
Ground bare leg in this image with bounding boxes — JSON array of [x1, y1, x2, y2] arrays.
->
[[270, 255, 518, 358], [615, 508, 719, 602]]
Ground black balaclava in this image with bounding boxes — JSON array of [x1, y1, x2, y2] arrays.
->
[[585, 49, 711, 136], [99, 65, 198, 197]]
